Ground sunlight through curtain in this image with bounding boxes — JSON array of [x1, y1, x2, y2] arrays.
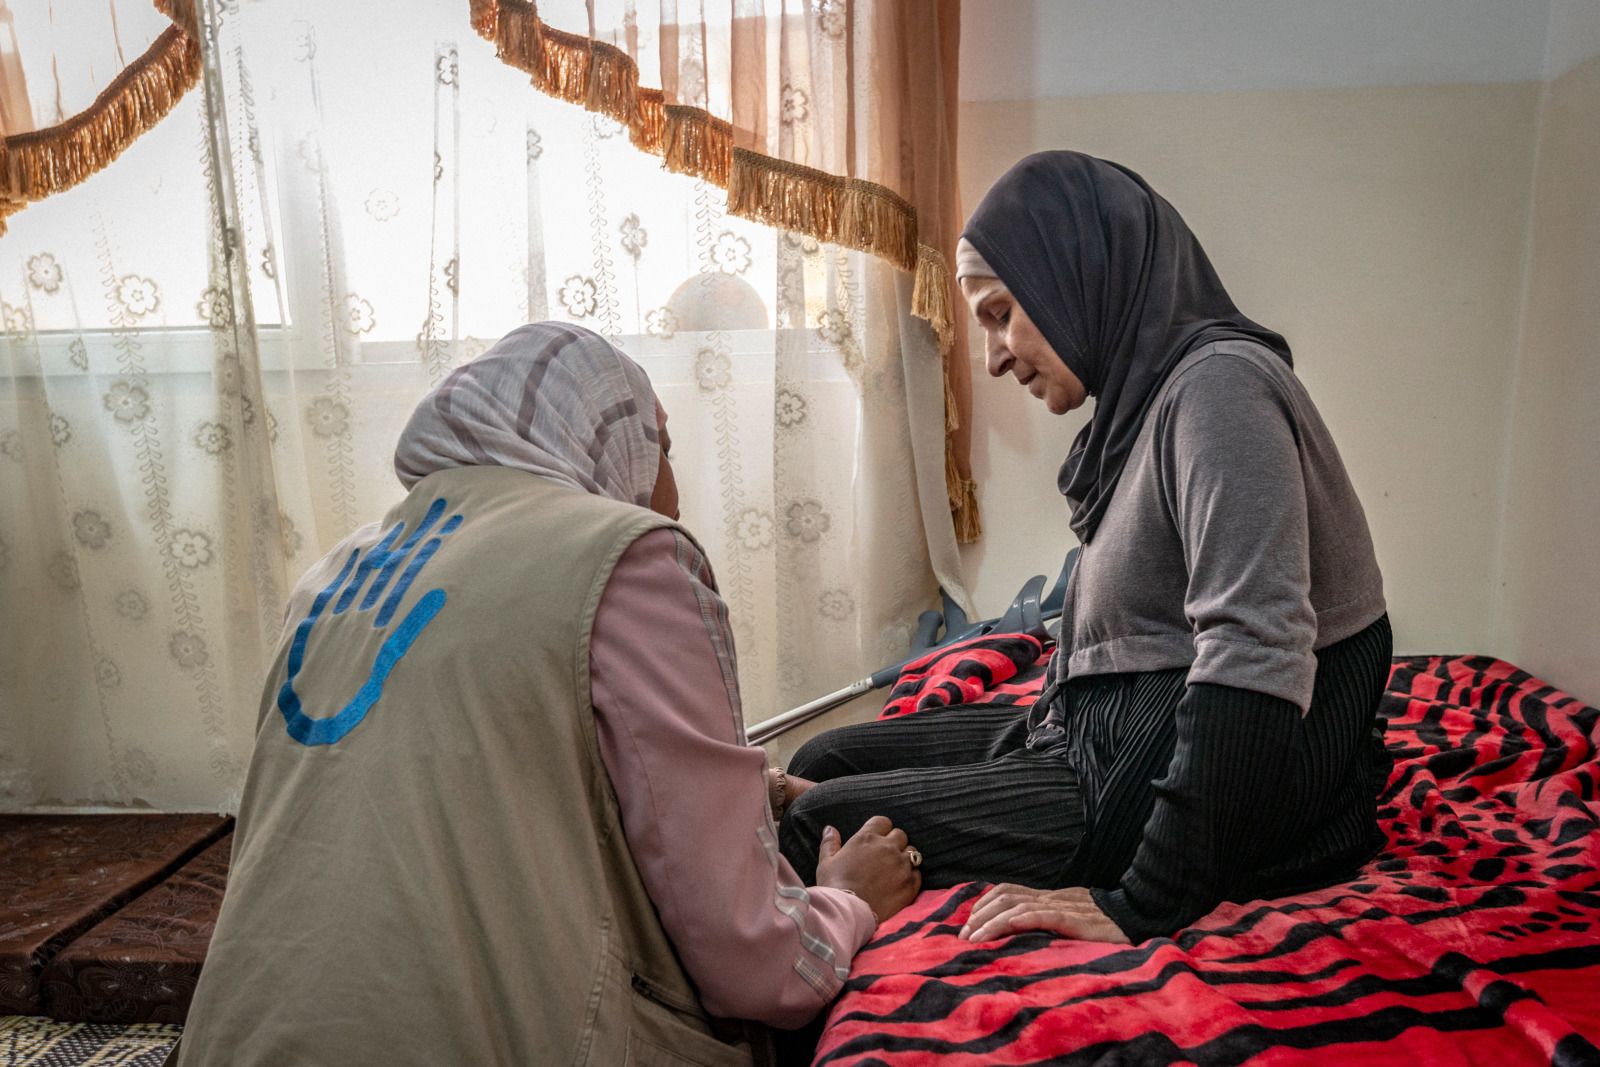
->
[[0, 0, 967, 810]]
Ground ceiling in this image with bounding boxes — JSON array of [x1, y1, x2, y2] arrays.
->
[[960, 0, 1600, 101]]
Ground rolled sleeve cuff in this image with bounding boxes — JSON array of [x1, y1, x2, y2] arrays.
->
[[1090, 885, 1171, 945], [814, 886, 880, 953], [1189, 635, 1314, 711]]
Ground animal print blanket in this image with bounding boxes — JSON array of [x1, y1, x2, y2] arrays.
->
[[817, 644, 1600, 1066]]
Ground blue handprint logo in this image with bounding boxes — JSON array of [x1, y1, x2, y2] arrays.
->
[[278, 497, 464, 746]]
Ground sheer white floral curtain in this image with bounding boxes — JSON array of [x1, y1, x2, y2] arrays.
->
[[0, 0, 274, 809], [0, 0, 963, 811]]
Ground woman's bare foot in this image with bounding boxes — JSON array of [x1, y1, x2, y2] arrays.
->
[[767, 768, 818, 820]]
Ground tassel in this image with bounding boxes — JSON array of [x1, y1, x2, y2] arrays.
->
[[662, 106, 733, 186], [945, 433, 983, 544], [941, 342, 980, 542], [482, 0, 643, 132], [469, 0, 500, 39], [631, 88, 667, 154], [154, 0, 199, 37], [912, 244, 955, 355]]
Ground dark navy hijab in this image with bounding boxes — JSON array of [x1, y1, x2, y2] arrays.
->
[[962, 151, 1291, 543]]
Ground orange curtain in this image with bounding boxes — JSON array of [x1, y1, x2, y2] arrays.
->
[[468, 0, 979, 539], [0, 0, 199, 235]]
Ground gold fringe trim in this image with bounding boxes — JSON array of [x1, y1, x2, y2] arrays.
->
[[940, 329, 981, 543], [913, 245, 956, 356], [474, 0, 936, 275], [659, 105, 732, 186], [0, 20, 199, 235], [471, 0, 969, 528], [726, 151, 918, 272], [946, 438, 982, 544], [942, 358, 962, 435]]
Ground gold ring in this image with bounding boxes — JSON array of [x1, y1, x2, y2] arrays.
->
[[906, 846, 922, 868]]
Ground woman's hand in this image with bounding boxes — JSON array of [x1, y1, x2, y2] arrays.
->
[[959, 884, 1130, 944], [815, 816, 922, 926]]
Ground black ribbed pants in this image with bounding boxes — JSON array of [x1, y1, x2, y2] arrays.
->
[[778, 615, 1393, 912], [777, 703, 1085, 889]]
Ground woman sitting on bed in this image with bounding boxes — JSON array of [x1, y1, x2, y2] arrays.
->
[[777, 152, 1393, 945], [173, 323, 919, 1067]]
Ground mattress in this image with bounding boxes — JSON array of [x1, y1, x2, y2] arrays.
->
[[0, 814, 231, 1018], [39, 833, 233, 1025]]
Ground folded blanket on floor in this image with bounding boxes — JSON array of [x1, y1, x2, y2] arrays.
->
[[0, 814, 232, 1018], [41, 833, 232, 1025], [816, 649, 1600, 1066]]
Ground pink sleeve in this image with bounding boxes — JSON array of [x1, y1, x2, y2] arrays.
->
[[590, 527, 875, 1029]]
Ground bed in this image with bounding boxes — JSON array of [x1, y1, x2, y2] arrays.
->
[[814, 637, 1600, 1065]]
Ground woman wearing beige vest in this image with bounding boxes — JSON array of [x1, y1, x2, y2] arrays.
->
[[172, 323, 920, 1066]]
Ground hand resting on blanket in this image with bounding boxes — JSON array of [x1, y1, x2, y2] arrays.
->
[[960, 883, 1131, 944]]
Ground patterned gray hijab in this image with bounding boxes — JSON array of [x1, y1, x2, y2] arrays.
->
[[394, 322, 660, 507], [963, 152, 1291, 543]]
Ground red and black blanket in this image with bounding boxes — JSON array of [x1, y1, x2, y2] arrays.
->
[[817, 641, 1600, 1066]]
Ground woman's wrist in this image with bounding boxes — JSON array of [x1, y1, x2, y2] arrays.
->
[[837, 887, 882, 926]]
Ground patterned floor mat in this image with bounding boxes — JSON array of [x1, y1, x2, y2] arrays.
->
[[0, 1017, 178, 1067]]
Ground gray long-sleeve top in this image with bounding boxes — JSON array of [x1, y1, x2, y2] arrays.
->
[[1052, 339, 1386, 708]]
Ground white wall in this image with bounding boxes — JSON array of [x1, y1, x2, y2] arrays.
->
[[1494, 53, 1600, 701], [960, 0, 1554, 99], [955, 1, 1600, 701]]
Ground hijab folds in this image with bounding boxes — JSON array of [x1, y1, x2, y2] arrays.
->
[[962, 151, 1292, 543], [394, 321, 661, 507]]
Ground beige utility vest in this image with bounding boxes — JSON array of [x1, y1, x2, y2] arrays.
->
[[173, 466, 760, 1067]]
